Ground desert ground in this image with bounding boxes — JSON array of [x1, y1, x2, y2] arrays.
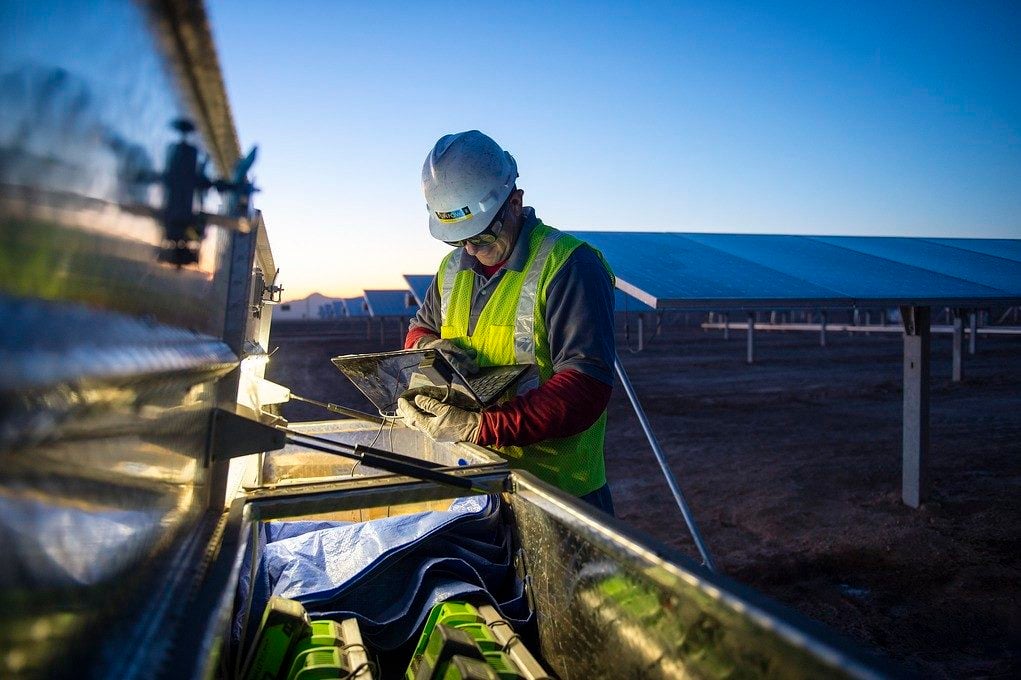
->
[[267, 314, 1021, 678]]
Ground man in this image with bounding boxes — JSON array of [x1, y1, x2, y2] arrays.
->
[[397, 130, 616, 515]]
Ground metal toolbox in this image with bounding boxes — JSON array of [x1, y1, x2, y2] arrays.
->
[[0, 2, 889, 678]]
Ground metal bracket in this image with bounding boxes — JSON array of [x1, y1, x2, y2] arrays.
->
[[138, 118, 259, 267], [900, 305, 919, 335], [207, 406, 285, 463], [252, 267, 284, 318]]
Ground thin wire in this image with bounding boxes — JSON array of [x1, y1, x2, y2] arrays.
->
[[367, 416, 386, 448], [342, 660, 376, 678], [487, 618, 523, 652]]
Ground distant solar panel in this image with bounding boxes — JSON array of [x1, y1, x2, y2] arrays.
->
[[403, 274, 434, 307], [571, 232, 1021, 309], [363, 289, 418, 317], [342, 296, 368, 317]]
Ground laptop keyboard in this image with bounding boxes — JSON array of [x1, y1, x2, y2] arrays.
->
[[468, 366, 525, 403]]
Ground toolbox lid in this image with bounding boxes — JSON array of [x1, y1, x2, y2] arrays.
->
[[248, 419, 506, 491]]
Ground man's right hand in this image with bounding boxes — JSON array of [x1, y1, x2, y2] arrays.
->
[[416, 336, 479, 376]]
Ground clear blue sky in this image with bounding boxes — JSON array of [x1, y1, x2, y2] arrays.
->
[[207, 1, 1020, 300]]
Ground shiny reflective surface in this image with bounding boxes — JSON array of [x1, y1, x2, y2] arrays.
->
[[265, 419, 505, 487], [0, 1, 247, 677], [0, 1, 234, 332], [507, 475, 888, 679]]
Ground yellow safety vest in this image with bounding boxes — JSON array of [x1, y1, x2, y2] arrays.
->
[[436, 221, 613, 496]]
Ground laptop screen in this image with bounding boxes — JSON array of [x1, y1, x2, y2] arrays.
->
[[331, 349, 530, 415]]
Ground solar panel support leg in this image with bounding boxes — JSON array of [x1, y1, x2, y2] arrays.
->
[[952, 309, 965, 382], [746, 312, 755, 364], [723, 312, 729, 340], [900, 305, 930, 508], [613, 354, 719, 572], [820, 310, 827, 347], [638, 314, 645, 352], [968, 310, 977, 355]]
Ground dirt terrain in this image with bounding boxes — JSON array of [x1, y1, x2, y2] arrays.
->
[[267, 316, 1021, 678]]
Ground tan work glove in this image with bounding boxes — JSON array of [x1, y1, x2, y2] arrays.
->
[[416, 336, 478, 376], [397, 390, 482, 443]]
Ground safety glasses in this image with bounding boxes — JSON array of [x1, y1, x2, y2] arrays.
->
[[444, 200, 509, 248]]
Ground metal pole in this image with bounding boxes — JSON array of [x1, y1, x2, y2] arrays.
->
[[746, 312, 755, 364], [613, 355, 718, 572], [900, 306, 930, 508], [638, 314, 645, 352], [723, 312, 729, 340], [820, 310, 827, 347], [952, 309, 964, 382], [969, 310, 977, 355]]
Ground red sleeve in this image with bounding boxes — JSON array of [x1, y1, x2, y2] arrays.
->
[[477, 369, 611, 448], [405, 326, 436, 350]]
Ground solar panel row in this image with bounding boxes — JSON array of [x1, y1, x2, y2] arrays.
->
[[570, 233, 1021, 310]]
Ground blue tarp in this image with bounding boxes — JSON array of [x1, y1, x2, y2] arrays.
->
[[233, 496, 530, 657]]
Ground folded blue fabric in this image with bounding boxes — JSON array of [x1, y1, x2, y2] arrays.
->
[[233, 495, 530, 655]]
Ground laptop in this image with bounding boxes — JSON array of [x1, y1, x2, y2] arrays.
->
[[331, 348, 531, 414]]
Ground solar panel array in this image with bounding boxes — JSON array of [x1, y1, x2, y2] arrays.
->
[[342, 296, 369, 317], [571, 232, 1021, 310], [363, 289, 419, 317]]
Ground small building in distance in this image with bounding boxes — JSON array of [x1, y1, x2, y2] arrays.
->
[[274, 292, 346, 321]]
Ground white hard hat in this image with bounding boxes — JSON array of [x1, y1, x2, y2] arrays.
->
[[422, 130, 518, 242]]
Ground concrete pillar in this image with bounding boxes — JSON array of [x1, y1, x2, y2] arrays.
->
[[723, 312, 730, 340], [901, 306, 930, 508]]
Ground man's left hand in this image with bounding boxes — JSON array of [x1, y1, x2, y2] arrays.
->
[[397, 392, 482, 444]]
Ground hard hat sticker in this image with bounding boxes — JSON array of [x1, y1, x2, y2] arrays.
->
[[435, 206, 473, 223]]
